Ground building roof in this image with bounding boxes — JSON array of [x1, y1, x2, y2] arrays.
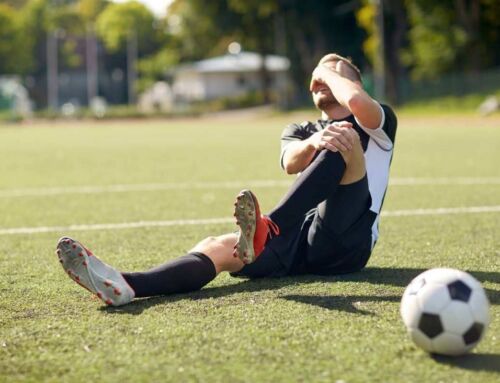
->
[[176, 51, 290, 74]]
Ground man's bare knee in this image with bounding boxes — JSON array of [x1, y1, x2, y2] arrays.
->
[[189, 233, 243, 274], [339, 137, 365, 184]]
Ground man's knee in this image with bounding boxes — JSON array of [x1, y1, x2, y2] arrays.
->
[[339, 139, 365, 185], [190, 234, 243, 274]]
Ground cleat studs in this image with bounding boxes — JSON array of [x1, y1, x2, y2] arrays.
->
[[78, 253, 83, 257], [82, 260, 87, 267], [104, 280, 112, 287], [72, 244, 76, 249], [105, 299, 112, 305], [56, 249, 61, 255], [97, 292, 102, 299], [113, 288, 121, 296]]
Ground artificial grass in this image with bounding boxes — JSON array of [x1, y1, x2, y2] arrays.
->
[[0, 113, 499, 382]]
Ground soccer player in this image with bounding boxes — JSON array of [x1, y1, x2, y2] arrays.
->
[[56, 53, 397, 306]]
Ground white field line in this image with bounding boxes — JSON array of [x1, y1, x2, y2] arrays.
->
[[0, 180, 291, 198], [0, 177, 499, 198], [1, 205, 499, 236]]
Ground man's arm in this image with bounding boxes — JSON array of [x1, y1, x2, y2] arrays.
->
[[281, 139, 317, 175], [311, 62, 383, 130], [282, 122, 355, 174]]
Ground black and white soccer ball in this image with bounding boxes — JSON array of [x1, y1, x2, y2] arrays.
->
[[401, 268, 490, 356]]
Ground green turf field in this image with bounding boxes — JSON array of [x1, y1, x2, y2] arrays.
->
[[0, 111, 499, 382]]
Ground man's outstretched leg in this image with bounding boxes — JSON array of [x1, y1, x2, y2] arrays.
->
[[56, 237, 136, 306], [56, 233, 243, 306]]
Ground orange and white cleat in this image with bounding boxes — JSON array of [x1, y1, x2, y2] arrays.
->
[[56, 236, 135, 306], [233, 189, 280, 264]]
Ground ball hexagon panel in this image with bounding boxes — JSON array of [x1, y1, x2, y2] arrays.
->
[[407, 277, 426, 295], [440, 301, 474, 334], [447, 280, 472, 302], [418, 313, 443, 339], [401, 293, 421, 328], [468, 289, 490, 324], [420, 268, 462, 285], [417, 283, 451, 313], [409, 328, 433, 352], [432, 332, 467, 356]]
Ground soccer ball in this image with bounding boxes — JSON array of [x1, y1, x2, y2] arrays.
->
[[400, 268, 490, 356]]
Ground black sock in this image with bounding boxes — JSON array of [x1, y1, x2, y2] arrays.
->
[[268, 150, 346, 234], [122, 252, 216, 298]]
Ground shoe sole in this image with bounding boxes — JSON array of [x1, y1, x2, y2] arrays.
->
[[233, 190, 257, 264], [56, 237, 131, 306]]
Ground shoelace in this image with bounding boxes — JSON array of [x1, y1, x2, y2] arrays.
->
[[262, 216, 280, 237]]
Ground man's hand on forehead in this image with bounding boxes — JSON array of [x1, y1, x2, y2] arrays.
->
[[335, 60, 351, 79], [310, 64, 336, 91], [310, 60, 359, 91]]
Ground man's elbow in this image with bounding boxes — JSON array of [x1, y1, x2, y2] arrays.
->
[[283, 162, 298, 175], [346, 91, 365, 114]]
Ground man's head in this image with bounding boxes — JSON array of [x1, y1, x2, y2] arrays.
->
[[311, 53, 362, 111]]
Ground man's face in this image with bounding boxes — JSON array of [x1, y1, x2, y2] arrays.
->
[[311, 60, 339, 110]]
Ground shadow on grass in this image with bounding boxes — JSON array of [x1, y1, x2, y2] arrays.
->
[[101, 266, 499, 315], [338, 267, 499, 305], [280, 294, 401, 315], [432, 353, 500, 373]]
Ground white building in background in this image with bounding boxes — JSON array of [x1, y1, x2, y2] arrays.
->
[[172, 52, 290, 102]]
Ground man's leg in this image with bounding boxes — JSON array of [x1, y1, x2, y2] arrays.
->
[[56, 233, 243, 306], [267, 149, 347, 234], [305, 133, 374, 272], [234, 132, 365, 264]]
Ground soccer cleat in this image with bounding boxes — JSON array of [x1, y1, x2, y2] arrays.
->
[[56, 236, 135, 306], [233, 189, 280, 264]]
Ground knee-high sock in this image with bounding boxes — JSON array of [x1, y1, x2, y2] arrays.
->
[[268, 150, 346, 234], [122, 252, 216, 298]]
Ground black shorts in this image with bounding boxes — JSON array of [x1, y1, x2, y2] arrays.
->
[[231, 176, 377, 279]]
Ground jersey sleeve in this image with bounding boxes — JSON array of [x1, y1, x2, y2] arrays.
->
[[279, 122, 312, 169], [354, 103, 398, 151]]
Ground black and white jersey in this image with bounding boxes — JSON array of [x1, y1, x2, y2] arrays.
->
[[280, 103, 398, 248]]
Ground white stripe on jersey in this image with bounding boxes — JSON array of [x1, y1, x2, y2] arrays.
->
[[355, 104, 394, 249]]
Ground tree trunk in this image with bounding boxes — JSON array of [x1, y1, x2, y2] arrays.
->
[[454, 0, 481, 72], [385, 0, 408, 105]]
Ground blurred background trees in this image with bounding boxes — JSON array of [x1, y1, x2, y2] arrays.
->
[[0, 0, 498, 111]]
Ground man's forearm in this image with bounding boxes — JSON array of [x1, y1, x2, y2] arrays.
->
[[322, 70, 363, 110], [282, 139, 317, 174], [322, 69, 382, 129]]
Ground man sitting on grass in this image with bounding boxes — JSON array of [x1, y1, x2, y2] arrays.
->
[[56, 53, 398, 306]]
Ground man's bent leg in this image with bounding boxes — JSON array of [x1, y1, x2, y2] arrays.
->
[[268, 149, 346, 234], [306, 138, 375, 273], [316, 132, 368, 234]]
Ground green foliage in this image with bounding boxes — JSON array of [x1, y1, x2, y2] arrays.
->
[[96, 1, 157, 53], [402, 1, 467, 79], [78, 0, 109, 23], [356, 1, 377, 66], [137, 48, 180, 91], [0, 3, 36, 75]]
